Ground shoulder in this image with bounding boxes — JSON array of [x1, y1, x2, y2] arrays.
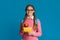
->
[[35, 18, 41, 24], [20, 19, 24, 23], [36, 18, 41, 22]]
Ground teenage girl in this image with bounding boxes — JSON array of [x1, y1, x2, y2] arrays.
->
[[20, 4, 42, 40]]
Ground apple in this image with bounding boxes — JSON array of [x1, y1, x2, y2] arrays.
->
[[24, 23, 29, 27]]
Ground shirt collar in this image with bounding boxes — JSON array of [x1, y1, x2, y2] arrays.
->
[[27, 16, 34, 19]]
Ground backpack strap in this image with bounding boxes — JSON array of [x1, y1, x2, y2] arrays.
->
[[35, 19, 38, 25], [21, 19, 24, 23]]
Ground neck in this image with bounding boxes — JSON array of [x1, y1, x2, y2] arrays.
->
[[28, 15, 33, 18]]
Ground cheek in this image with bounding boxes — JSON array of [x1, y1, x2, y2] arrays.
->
[[29, 11, 34, 15], [26, 11, 34, 15], [26, 11, 28, 14], [31, 11, 34, 14], [29, 11, 34, 13]]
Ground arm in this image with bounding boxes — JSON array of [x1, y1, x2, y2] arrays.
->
[[19, 22, 24, 36], [33, 19, 42, 37]]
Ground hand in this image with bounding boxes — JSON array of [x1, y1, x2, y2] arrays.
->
[[28, 31, 34, 36]]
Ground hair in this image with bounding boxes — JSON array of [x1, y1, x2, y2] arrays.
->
[[23, 4, 38, 31]]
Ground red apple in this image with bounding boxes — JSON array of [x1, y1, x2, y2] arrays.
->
[[24, 23, 29, 27]]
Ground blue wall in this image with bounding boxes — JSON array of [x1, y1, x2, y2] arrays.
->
[[0, 0, 60, 40]]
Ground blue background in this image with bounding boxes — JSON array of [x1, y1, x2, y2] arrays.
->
[[0, 0, 60, 40]]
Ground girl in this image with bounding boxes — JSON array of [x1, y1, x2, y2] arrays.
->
[[20, 4, 42, 40]]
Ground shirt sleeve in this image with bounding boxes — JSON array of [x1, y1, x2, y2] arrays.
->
[[33, 19, 42, 37]]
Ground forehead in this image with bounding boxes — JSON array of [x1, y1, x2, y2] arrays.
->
[[27, 6, 33, 9]]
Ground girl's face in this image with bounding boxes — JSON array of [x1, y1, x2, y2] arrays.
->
[[26, 6, 34, 16]]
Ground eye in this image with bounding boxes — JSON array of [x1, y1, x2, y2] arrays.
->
[[27, 9, 34, 11]]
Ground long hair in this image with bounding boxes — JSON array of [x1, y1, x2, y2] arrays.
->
[[23, 4, 38, 31]]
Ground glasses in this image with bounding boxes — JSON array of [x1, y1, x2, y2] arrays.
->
[[27, 9, 34, 11]]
